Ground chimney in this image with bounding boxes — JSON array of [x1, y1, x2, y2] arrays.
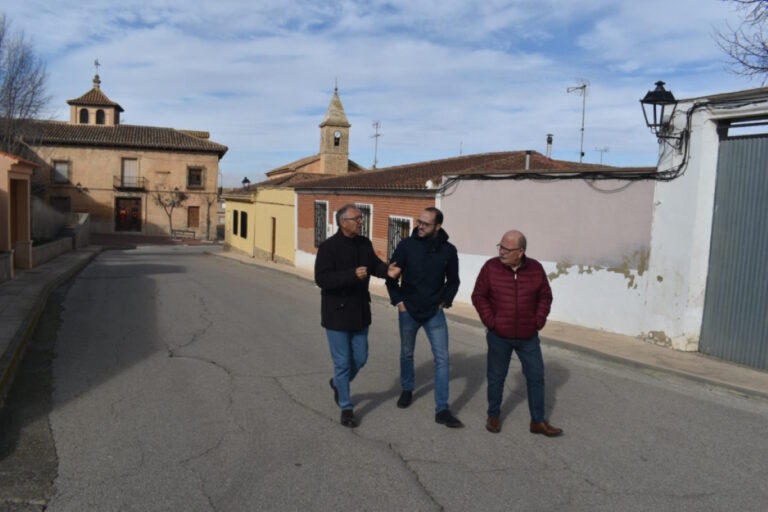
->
[[546, 134, 553, 158], [525, 150, 531, 170]]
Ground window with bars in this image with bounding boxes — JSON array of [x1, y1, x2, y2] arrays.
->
[[355, 203, 372, 239], [187, 167, 204, 189], [387, 216, 412, 261], [314, 201, 328, 247]]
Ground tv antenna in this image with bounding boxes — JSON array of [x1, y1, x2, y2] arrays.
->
[[371, 121, 382, 169], [567, 79, 589, 163], [594, 146, 609, 165]]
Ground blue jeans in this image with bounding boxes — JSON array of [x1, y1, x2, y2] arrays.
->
[[326, 327, 369, 410], [486, 331, 545, 423], [399, 309, 450, 413]]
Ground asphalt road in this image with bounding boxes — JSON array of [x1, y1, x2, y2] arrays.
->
[[2, 246, 768, 511]]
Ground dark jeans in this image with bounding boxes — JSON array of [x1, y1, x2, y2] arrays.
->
[[486, 331, 545, 423]]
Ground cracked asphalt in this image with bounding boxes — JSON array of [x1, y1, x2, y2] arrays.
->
[[2, 245, 768, 511]]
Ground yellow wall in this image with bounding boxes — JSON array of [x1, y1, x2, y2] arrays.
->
[[253, 188, 295, 265], [224, 196, 256, 257]]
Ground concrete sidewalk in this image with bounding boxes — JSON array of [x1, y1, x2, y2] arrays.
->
[[0, 247, 102, 403], [2, 244, 766, 408], [211, 249, 768, 401]]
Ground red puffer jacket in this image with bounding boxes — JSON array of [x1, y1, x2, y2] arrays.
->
[[471, 256, 553, 340]]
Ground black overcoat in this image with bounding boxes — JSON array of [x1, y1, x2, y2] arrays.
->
[[314, 230, 389, 331]]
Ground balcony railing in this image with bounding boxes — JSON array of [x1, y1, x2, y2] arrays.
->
[[114, 176, 147, 190]]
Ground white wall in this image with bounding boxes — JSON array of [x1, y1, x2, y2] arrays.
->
[[643, 92, 768, 350]]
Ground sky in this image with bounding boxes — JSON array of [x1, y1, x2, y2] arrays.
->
[[2, 0, 759, 186]]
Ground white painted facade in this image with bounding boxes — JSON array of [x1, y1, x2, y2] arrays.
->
[[643, 88, 768, 350]]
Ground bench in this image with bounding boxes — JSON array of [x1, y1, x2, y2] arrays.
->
[[171, 229, 196, 239]]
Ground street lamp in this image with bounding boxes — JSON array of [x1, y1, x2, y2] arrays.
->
[[242, 177, 250, 190], [640, 81, 679, 140]]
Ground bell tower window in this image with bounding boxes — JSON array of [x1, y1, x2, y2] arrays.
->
[[334, 130, 341, 147], [96, 109, 105, 124], [79, 108, 89, 124]]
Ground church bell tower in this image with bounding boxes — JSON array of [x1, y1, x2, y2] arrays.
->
[[319, 87, 351, 175]]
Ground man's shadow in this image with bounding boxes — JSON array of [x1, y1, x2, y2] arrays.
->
[[351, 350, 569, 422]]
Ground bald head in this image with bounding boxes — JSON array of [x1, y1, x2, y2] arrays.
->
[[501, 230, 527, 250]]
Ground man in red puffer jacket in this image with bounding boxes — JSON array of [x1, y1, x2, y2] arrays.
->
[[472, 230, 563, 437]]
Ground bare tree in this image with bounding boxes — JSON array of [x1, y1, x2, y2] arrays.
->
[[0, 14, 50, 153], [716, 0, 768, 83], [202, 192, 218, 241], [153, 186, 188, 235]]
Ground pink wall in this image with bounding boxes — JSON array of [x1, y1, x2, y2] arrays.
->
[[443, 178, 654, 268]]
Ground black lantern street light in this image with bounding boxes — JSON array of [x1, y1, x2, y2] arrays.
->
[[640, 81, 679, 140], [242, 177, 251, 190]]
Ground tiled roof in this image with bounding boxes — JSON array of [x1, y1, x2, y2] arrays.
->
[[67, 87, 124, 111], [254, 172, 337, 188], [22, 120, 228, 157], [293, 151, 656, 192], [265, 155, 321, 177], [292, 152, 547, 191]]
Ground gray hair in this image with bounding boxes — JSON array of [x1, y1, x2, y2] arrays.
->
[[335, 204, 357, 225]]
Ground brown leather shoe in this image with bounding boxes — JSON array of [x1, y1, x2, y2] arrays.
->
[[530, 421, 563, 437], [486, 416, 501, 433]]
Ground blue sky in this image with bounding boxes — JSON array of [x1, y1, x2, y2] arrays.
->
[[3, 0, 757, 186]]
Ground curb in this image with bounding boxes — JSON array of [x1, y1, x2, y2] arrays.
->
[[0, 248, 103, 406]]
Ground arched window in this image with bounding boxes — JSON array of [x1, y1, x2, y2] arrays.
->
[[96, 109, 105, 124], [79, 108, 89, 124]]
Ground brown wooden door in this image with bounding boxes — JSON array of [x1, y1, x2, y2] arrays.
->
[[188, 206, 200, 228]]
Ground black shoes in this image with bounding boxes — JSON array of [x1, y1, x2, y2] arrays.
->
[[329, 378, 339, 406], [435, 409, 464, 428], [340, 409, 358, 428], [396, 390, 413, 408]]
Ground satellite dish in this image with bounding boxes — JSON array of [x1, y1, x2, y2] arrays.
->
[[425, 179, 434, 189]]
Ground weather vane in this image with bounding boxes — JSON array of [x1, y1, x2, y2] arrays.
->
[[94, 59, 101, 74]]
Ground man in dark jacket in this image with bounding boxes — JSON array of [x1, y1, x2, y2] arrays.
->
[[315, 204, 401, 428], [386, 207, 463, 428], [472, 229, 562, 437]]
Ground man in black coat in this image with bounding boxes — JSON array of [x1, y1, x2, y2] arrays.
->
[[386, 207, 463, 428], [315, 204, 401, 428]]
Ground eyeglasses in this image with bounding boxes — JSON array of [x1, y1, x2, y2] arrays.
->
[[416, 220, 434, 227], [497, 243, 523, 254], [343, 216, 364, 222]]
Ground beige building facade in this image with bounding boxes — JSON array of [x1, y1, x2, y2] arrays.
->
[[22, 75, 227, 238]]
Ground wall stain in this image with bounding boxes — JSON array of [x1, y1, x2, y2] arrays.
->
[[606, 249, 650, 289], [645, 330, 672, 347], [547, 249, 649, 288], [548, 261, 571, 281]]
